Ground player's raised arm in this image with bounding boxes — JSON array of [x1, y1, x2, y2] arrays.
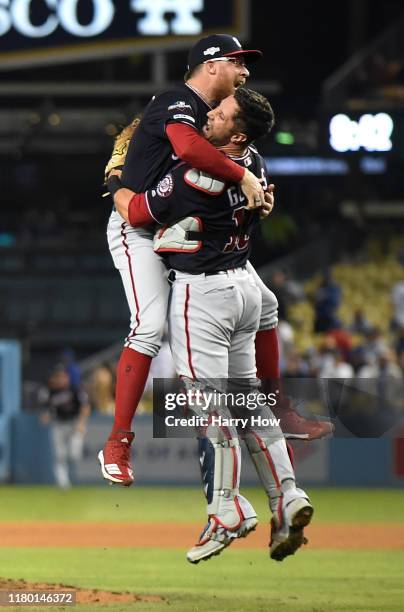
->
[[166, 123, 264, 209]]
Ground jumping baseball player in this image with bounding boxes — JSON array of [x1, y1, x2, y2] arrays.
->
[[99, 33, 331, 490], [106, 88, 313, 564]]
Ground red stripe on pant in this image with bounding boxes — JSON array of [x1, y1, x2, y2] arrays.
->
[[184, 284, 196, 379], [120, 223, 140, 340]]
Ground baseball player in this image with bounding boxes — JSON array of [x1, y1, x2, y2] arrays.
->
[[99, 33, 330, 488], [39, 364, 90, 489], [106, 88, 313, 564]]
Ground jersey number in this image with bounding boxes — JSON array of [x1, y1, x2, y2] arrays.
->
[[223, 206, 249, 252]]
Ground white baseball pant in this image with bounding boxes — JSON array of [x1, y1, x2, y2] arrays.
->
[[107, 211, 170, 358], [168, 267, 261, 381], [51, 421, 84, 489]]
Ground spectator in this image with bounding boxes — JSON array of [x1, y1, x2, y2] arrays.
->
[[271, 269, 303, 321], [319, 348, 354, 379], [349, 308, 373, 335], [357, 347, 402, 379], [356, 348, 403, 417], [89, 362, 115, 415], [282, 350, 309, 377], [312, 336, 353, 378], [326, 325, 353, 362], [360, 327, 389, 365], [313, 271, 342, 333], [394, 326, 404, 357], [392, 281, 404, 330]]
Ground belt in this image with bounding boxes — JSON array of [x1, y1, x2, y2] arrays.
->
[[169, 266, 246, 282], [205, 266, 247, 276]]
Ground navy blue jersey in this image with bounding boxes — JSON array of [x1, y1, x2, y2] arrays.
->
[[146, 147, 268, 273], [122, 83, 211, 193]]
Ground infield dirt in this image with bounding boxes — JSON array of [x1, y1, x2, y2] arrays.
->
[[0, 521, 403, 549]]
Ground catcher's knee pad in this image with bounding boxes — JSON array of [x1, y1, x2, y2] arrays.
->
[[258, 286, 278, 330]]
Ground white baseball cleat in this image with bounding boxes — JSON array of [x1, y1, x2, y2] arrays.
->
[[270, 488, 314, 562], [187, 514, 258, 564]]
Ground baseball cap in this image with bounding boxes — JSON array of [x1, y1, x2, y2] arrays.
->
[[187, 34, 263, 71]]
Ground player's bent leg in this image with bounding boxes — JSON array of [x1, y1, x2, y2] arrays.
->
[[101, 216, 170, 486], [243, 412, 313, 562]]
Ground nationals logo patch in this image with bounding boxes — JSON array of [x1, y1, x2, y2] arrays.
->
[[157, 174, 174, 197]]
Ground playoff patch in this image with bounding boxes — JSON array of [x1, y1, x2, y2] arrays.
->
[[168, 101, 192, 111], [157, 174, 174, 198]]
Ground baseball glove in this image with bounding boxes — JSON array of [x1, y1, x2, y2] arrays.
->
[[104, 116, 141, 181]]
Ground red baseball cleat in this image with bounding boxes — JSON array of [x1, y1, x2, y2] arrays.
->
[[272, 400, 334, 440], [98, 430, 135, 486]]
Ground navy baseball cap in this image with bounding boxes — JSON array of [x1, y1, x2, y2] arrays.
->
[[187, 34, 263, 70]]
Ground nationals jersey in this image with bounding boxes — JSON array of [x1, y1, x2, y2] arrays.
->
[[122, 83, 211, 192], [145, 147, 268, 273]]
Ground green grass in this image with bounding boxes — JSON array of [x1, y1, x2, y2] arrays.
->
[[0, 486, 403, 523], [0, 548, 404, 611]]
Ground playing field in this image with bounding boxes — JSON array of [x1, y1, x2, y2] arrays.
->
[[0, 486, 403, 611]]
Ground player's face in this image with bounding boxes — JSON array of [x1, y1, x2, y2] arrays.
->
[[208, 56, 250, 97], [49, 370, 70, 390], [203, 96, 241, 146]]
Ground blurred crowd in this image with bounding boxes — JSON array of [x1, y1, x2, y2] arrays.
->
[[349, 51, 404, 102], [276, 269, 404, 384]]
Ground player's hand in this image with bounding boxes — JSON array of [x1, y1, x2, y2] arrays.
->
[[240, 168, 265, 209], [260, 184, 275, 219], [75, 420, 86, 434]]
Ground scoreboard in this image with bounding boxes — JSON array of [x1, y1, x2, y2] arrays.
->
[[0, 0, 248, 69]]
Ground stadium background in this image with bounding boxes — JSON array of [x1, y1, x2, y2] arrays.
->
[[0, 1, 404, 609]]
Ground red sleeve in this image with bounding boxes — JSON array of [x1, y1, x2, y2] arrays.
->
[[128, 193, 155, 227], [166, 123, 244, 183]]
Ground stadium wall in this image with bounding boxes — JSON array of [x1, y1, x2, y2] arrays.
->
[[8, 413, 404, 487]]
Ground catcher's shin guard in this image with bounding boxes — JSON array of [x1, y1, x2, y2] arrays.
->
[[244, 432, 296, 516], [206, 435, 242, 529], [187, 432, 257, 564], [198, 426, 242, 527], [199, 439, 258, 532]]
